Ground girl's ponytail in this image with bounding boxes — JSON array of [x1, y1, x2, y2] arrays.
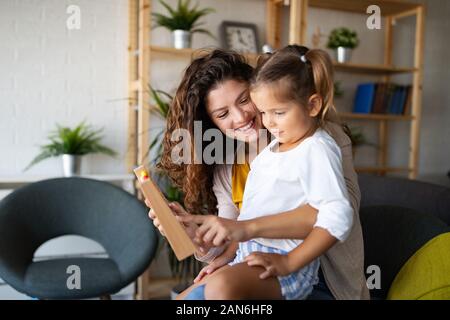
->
[[304, 49, 337, 124]]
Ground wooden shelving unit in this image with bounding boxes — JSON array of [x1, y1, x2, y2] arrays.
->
[[339, 112, 415, 122], [128, 0, 425, 299], [269, 0, 425, 178], [333, 62, 417, 75]]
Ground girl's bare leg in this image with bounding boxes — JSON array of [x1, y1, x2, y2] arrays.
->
[[175, 269, 220, 300], [176, 263, 282, 300], [203, 263, 282, 300]]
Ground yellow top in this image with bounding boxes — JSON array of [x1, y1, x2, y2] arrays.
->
[[231, 162, 250, 210]]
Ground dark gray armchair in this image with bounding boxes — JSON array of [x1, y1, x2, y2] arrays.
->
[[358, 174, 450, 299], [0, 177, 158, 299]]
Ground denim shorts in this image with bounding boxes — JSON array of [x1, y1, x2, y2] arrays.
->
[[229, 240, 320, 300]]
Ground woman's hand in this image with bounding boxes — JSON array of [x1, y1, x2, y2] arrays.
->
[[145, 200, 197, 241], [244, 252, 291, 279], [180, 215, 252, 247], [193, 254, 233, 283]]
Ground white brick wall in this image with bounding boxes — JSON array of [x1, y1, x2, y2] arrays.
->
[[0, 0, 129, 176], [0, 0, 131, 299]]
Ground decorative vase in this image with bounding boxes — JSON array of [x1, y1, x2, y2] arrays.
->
[[62, 154, 82, 177], [335, 46, 352, 63], [172, 30, 191, 49]]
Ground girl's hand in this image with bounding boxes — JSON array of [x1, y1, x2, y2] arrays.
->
[[244, 252, 291, 279], [180, 215, 251, 247]]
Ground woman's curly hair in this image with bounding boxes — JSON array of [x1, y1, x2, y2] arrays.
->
[[158, 49, 253, 215]]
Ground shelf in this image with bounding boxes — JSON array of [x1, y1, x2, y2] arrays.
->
[[149, 45, 196, 58], [149, 45, 259, 64], [339, 112, 414, 121], [149, 46, 416, 75], [355, 166, 413, 174], [333, 62, 417, 75], [306, 0, 420, 16]]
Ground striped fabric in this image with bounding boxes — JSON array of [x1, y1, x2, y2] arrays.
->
[[229, 240, 320, 300]]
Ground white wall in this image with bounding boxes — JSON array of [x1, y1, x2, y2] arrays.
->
[[0, 0, 130, 299], [0, 0, 129, 176]]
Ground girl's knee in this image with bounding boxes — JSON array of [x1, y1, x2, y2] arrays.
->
[[204, 273, 246, 300]]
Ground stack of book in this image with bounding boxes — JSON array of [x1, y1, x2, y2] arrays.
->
[[353, 83, 413, 115]]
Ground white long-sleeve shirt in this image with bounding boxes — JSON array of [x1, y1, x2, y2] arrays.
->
[[238, 129, 354, 252]]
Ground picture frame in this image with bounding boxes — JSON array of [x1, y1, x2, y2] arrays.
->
[[220, 21, 259, 54]]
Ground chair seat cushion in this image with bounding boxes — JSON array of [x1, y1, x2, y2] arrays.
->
[[387, 232, 450, 300], [23, 257, 123, 299]]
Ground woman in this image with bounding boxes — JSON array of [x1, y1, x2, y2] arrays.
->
[[149, 49, 369, 300]]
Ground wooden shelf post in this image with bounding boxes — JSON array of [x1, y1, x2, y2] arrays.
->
[[289, 0, 308, 45], [409, 6, 425, 179]]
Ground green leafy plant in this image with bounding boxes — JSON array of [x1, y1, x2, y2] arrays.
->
[[327, 27, 359, 49], [148, 85, 172, 165], [152, 0, 215, 37], [334, 81, 344, 98], [347, 126, 377, 148], [25, 122, 116, 171]]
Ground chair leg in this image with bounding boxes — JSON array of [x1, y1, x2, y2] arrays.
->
[[100, 295, 111, 300]]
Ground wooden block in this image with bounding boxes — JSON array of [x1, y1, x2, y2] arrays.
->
[[134, 166, 196, 260]]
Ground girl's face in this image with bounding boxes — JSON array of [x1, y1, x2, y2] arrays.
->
[[250, 84, 317, 148], [206, 79, 264, 143]]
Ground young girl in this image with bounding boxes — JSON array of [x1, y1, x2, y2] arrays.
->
[[184, 45, 355, 300]]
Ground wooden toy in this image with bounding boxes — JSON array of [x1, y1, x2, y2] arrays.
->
[[133, 165, 196, 260]]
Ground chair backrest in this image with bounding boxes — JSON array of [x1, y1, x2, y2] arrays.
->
[[360, 205, 449, 299], [359, 174, 450, 226], [0, 177, 158, 284]]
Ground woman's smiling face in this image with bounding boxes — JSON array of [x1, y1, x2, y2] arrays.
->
[[206, 79, 264, 143]]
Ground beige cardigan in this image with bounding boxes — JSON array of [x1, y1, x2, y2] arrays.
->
[[209, 122, 370, 300]]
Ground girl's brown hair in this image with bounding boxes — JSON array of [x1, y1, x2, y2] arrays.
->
[[251, 45, 338, 127], [158, 49, 253, 214]]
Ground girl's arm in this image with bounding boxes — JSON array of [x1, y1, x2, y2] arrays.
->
[[244, 227, 337, 279], [184, 204, 318, 247], [245, 204, 318, 240]]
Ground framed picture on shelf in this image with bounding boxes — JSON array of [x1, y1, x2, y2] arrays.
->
[[220, 21, 259, 54]]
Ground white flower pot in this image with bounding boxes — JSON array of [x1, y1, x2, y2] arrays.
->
[[335, 47, 353, 63], [172, 30, 191, 49], [62, 154, 82, 177]]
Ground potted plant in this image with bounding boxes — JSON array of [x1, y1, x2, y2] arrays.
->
[[147, 86, 203, 299], [152, 0, 215, 49], [327, 27, 359, 63], [334, 81, 344, 98], [346, 126, 376, 159], [25, 122, 116, 176]]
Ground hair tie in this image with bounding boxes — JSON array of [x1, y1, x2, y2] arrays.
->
[[300, 55, 307, 63]]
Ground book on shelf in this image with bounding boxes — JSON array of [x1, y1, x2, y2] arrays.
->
[[353, 83, 376, 114], [352, 82, 412, 115]]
